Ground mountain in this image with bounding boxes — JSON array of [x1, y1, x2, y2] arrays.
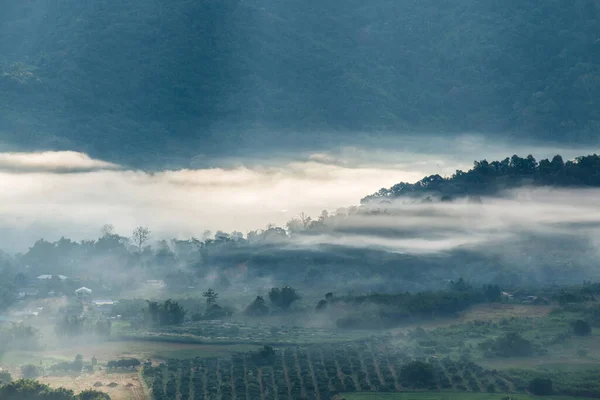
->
[[1, 0, 599, 166]]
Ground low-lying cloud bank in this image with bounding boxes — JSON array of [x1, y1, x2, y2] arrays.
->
[[0, 151, 120, 172], [0, 150, 426, 250], [0, 141, 595, 257], [292, 188, 600, 255]]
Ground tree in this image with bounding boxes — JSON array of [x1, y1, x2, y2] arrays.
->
[[21, 364, 39, 379], [573, 319, 592, 336], [72, 354, 84, 372], [399, 361, 435, 388], [484, 284, 502, 302], [315, 299, 328, 311], [244, 296, 269, 316], [131, 226, 150, 252], [268, 286, 301, 310], [250, 345, 276, 366], [202, 288, 219, 307], [101, 224, 115, 237], [528, 377, 553, 395], [79, 389, 111, 400], [0, 380, 75, 400]]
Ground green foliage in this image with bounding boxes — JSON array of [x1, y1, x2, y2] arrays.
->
[[0, 379, 111, 400], [363, 154, 600, 203], [334, 282, 492, 329], [106, 359, 141, 370], [249, 345, 276, 366], [244, 295, 269, 316], [399, 361, 436, 389], [77, 390, 110, 400], [571, 319, 592, 336], [202, 289, 219, 308], [268, 286, 301, 310], [144, 299, 186, 327], [479, 332, 540, 358], [528, 377, 554, 396]]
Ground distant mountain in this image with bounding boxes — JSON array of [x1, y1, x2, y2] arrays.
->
[[362, 153, 600, 204], [1, 0, 599, 165]]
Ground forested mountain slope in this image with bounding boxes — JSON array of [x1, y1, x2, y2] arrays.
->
[[1, 0, 599, 164], [362, 153, 600, 203]]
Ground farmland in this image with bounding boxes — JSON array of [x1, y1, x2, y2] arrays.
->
[[142, 337, 539, 400], [338, 393, 596, 400]]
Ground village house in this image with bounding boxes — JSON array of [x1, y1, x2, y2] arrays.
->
[[75, 286, 92, 302]]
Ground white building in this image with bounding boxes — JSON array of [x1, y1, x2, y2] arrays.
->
[[93, 299, 117, 314], [37, 274, 68, 281], [75, 286, 92, 302]]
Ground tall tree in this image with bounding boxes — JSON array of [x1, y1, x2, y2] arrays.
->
[[202, 288, 219, 307], [131, 226, 151, 252]]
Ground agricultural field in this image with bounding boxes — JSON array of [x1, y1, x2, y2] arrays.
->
[[337, 393, 596, 400], [143, 337, 526, 400]]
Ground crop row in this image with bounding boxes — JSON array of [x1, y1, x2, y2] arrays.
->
[[146, 338, 516, 400]]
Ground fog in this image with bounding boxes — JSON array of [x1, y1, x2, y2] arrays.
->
[[0, 134, 591, 252]]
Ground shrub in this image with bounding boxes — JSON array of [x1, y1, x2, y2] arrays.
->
[[528, 377, 553, 396], [572, 319, 592, 336]]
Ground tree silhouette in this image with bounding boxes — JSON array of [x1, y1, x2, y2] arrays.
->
[[131, 226, 151, 252], [202, 288, 219, 307]]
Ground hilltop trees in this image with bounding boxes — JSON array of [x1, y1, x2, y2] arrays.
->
[[362, 154, 600, 203]]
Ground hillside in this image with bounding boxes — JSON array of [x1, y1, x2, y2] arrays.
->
[[1, 0, 599, 165], [362, 153, 600, 203]]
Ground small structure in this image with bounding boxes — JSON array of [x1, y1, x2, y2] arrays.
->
[[93, 299, 117, 314], [75, 286, 92, 302], [37, 274, 68, 281]]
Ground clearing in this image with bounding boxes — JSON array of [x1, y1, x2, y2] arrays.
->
[[38, 370, 147, 400]]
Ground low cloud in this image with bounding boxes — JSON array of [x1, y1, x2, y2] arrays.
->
[[0, 151, 427, 250], [0, 151, 120, 173], [0, 141, 596, 260]]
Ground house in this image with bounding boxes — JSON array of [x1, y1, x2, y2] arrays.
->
[[93, 299, 117, 314], [37, 274, 68, 281], [75, 286, 92, 302], [18, 289, 39, 299]]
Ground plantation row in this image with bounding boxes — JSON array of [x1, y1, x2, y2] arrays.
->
[[144, 339, 517, 400]]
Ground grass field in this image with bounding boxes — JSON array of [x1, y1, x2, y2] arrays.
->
[[337, 392, 596, 400]]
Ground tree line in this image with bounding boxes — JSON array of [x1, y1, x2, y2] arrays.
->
[[0, 379, 109, 400], [362, 154, 600, 203]]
